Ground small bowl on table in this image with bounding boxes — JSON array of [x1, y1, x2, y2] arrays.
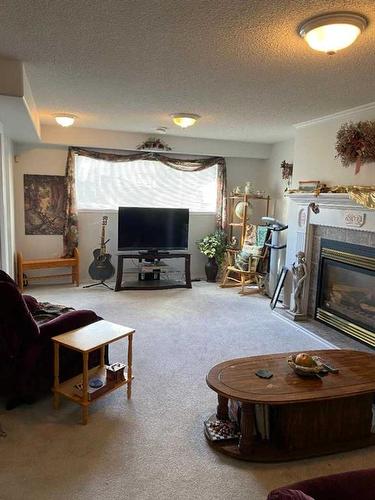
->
[[287, 353, 327, 377]]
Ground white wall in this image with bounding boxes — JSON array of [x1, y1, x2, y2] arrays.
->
[[294, 107, 375, 188], [0, 123, 15, 276], [13, 145, 271, 282], [266, 139, 294, 225]]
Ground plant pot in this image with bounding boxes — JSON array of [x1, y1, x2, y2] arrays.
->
[[205, 257, 218, 282]]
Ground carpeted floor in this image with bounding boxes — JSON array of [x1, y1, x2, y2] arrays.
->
[[1, 282, 374, 500]]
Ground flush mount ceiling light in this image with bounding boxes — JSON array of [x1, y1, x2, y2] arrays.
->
[[298, 12, 368, 54], [171, 113, 200, 128], [54, 114, 76, 127]]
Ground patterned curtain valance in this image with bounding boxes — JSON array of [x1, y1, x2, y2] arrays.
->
[[70, 146, 225, 171], [63, 147, 227, 255]]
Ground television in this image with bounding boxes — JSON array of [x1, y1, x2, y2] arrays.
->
[[118, 207, 189, 251]]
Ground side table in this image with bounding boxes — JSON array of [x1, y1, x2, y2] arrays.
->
[[52, 320, 135, 424]]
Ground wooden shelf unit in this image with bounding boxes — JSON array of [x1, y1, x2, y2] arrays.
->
[[227, 194, 270, 248]]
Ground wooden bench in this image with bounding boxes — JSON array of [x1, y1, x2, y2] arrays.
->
[[17, 248, 80, 291]]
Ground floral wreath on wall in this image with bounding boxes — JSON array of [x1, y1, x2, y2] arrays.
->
[[335, 121, 375, 174]]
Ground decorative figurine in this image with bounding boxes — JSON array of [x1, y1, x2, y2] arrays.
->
[[244, 182, 254, 195], [291, 251, 307, 315]]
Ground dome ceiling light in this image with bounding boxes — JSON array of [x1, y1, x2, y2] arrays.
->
[[54, 114, 76, 127], [298, 12, 368, 55], [171, 113, 200, 128]]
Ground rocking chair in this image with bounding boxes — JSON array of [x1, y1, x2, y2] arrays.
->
[[221, 225, 270, 295]]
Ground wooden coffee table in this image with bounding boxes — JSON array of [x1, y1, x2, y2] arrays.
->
[[52, 320, 134, 424], [206, 349, 375, 461]]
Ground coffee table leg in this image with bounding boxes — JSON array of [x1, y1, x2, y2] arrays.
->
[[217, 394, 229, 420], [127, 333, 133, 400], [53, 342, 60, 410], [239, 403, 254, 455], [82, 352, 89, 425]]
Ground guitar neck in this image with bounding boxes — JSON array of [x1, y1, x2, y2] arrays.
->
[[100, 220, 106, 254]]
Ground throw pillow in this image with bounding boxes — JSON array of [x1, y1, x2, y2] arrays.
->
[[234, 245, 262, 271]]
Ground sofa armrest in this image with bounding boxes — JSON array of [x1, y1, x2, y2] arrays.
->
[[268, 468, 375, 500], [39, 310, 102, 340], [22, 294, 40, 314]]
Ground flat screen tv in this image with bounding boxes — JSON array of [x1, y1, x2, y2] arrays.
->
[[118, 207, 189, 251]]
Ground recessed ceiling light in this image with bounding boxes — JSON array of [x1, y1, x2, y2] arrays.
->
[[54, 114, 76, 127], [171, 113, 201, 128], [299, 12, 368, 54]]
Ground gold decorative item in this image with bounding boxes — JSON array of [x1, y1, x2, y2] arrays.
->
[[314, 185, 375, 209]]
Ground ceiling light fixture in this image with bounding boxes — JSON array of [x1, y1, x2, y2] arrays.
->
[[171, 113, 200, 128], [54, 114, 76, 127], [298, 12, 367, 55], [156, 127, 168, 134]]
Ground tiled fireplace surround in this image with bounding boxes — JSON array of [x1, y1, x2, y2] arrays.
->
[[285, 193, 375, 349]]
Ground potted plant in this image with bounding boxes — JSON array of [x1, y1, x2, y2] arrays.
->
[[197, 230, 227, 282]]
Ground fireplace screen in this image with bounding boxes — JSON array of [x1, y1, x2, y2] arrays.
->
[[316, 240, 375, 347]]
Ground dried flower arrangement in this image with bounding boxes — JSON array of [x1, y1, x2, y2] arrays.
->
[[335, 121, 375, 174], [280, 160, 293, 191], [137, 137, 172, 151]]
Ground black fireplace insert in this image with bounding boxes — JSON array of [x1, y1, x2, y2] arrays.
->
[[316, 239, 375, 348]]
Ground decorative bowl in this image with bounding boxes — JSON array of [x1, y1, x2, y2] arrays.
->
[[287, 354, 327, 377]]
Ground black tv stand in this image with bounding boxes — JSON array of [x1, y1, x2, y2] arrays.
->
[[115, 252, 191, 291]]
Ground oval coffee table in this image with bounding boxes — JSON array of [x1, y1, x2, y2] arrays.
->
[[206, 349, 375, 461]]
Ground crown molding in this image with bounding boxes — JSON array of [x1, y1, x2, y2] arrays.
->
[[293, 101, 375, 129]]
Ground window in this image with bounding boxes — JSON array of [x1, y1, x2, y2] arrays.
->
[[75, 156, 217, 212]]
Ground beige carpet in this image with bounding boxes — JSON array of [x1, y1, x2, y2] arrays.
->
[[1, 282, 374, 500]]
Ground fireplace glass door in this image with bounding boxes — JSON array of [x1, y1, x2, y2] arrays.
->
[[316, 240, 375, 347]]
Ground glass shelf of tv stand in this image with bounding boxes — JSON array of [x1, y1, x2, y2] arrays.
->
[[122, 266, 185, 281]]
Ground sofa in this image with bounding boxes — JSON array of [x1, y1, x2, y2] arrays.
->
[[267, 468, 375, 500], [0, 269, 104, 409]]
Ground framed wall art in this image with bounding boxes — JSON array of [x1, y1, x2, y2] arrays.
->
[[24, 174, 66, 235]]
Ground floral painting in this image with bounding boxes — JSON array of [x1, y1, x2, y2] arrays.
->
[[24, 174, 66, 235]]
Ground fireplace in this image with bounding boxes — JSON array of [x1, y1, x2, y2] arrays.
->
[[316, 239, 375, 348]]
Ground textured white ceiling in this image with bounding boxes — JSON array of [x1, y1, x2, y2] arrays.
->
[[1, 0, 375, 143]]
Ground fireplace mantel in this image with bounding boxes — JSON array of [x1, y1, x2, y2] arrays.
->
[[284, 192, 375, 314], [288, 192, 358, 206]]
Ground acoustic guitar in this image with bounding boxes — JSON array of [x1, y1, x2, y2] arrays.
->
[[88, 216, 115, 282]]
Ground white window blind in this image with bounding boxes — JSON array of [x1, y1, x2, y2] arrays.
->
[[75, 155, 217, 212]]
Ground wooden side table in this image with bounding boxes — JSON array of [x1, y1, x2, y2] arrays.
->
[[52, 320, 135, 424]]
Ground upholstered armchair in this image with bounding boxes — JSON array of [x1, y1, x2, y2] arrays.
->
[[0, 270, 104, 409]]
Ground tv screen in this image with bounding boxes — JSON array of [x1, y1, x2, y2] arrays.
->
[[118, 207, 189, 251]]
